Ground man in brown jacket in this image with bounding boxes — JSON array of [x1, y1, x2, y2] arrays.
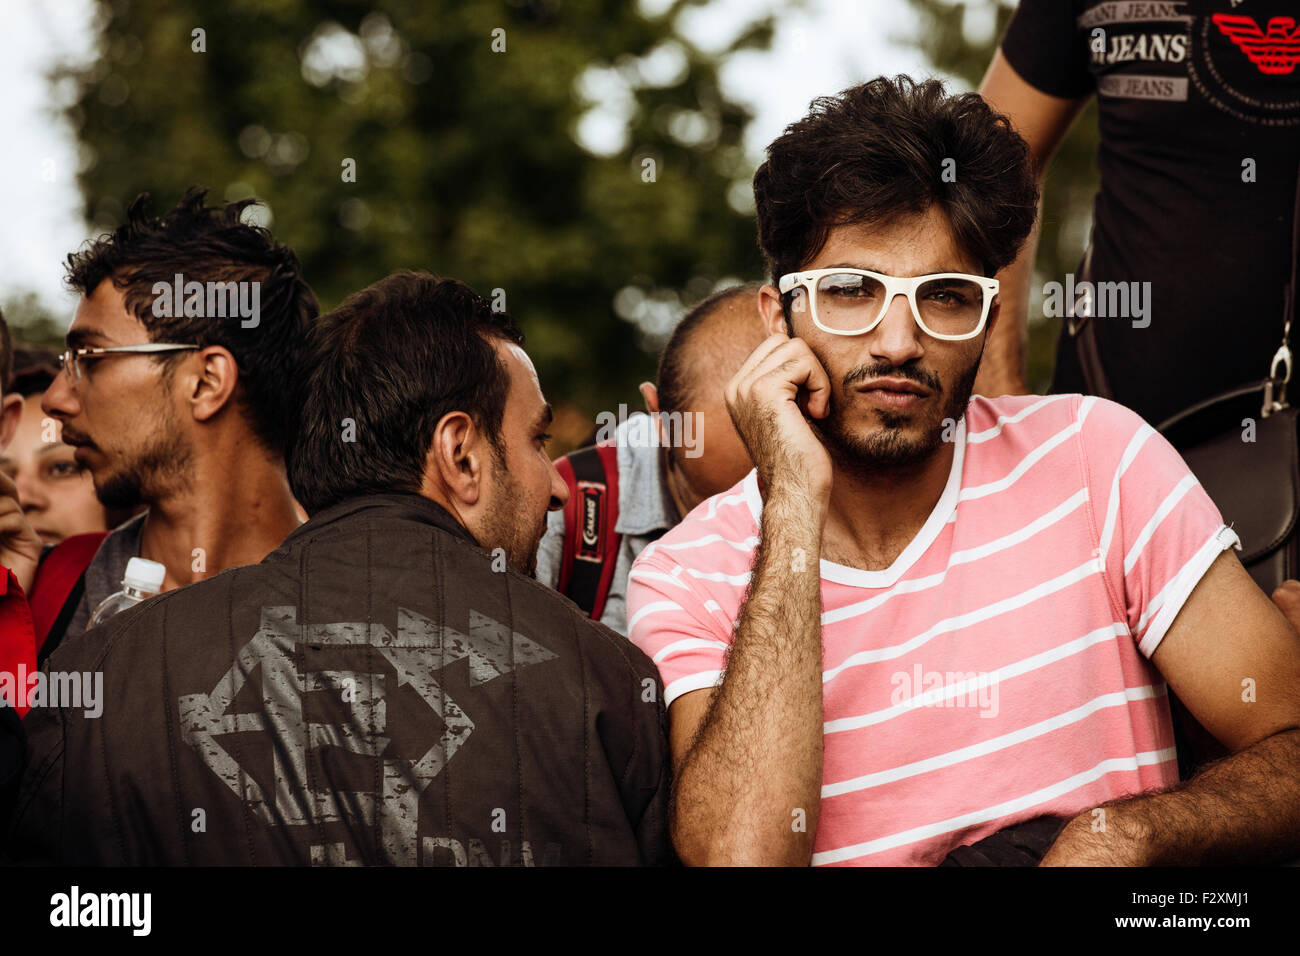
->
[[5, 271, 672, 866]]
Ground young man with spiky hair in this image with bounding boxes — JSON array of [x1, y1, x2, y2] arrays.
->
[[627, 76, 1300, 866], [26, 188, 317, 658]]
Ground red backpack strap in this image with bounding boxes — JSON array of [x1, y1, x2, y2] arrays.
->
[[554, 454, 580, 596], [589, 442, 621, 620], [554, 442, 622, 621], [29, 531, 108, 656]]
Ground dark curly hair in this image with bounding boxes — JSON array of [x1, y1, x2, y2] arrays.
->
[[287, 271, 524, 515], [63, 187, 319, 456], [753, 75, 1039, 299]]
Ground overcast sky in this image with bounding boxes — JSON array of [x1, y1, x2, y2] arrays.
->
[[0, 0, 964, 320]]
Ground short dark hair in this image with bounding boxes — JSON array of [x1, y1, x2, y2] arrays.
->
[[0, 307, 13, 394], [63, 187, 319, 456], [754, 75, 1038, 290], [658, 282, 762, 415], [287, 271, 524, 515], [9, 348, 61, 398]]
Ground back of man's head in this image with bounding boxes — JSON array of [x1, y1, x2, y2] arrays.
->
[[753, 75, 1038, 290], [648, 282, 766, 507], [657, 282, 766, 418], [288, 271, 524, 516], [63, 187, 319, 456]]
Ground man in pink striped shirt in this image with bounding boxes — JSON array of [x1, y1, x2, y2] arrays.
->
[[626, 76, 1300, 866]]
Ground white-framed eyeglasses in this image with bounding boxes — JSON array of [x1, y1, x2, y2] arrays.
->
[[57, 343, 201, 382], [778, 268, 999, 341]]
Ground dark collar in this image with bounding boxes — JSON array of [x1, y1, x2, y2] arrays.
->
[[283, 491, 478, 548]]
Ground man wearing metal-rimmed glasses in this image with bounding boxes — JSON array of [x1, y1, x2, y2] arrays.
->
[[22, 187, 317, 659], [627, 75, 1300, 868]]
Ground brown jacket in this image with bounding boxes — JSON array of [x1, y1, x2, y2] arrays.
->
[[5, 493, 673, 866]]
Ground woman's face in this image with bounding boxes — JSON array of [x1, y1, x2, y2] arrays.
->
[[0, 394, 108, 545]]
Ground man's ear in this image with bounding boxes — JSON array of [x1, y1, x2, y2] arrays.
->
[[758, 284, 789, 337], [188, 346, 240, 423], [639, 381, 672, 445], [427, 411, 485, 506], [639, 381, 659, 415], [0, 393, 22, 451]]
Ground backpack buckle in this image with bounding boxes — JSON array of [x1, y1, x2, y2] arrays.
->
[[1263, 344, 1292, 418]]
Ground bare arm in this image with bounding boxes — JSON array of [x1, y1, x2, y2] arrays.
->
[[1041, 553, 1300, 865], [974, 50, 1090, 398], [667, 330, 833, 866], [669, 485, 827, 865]]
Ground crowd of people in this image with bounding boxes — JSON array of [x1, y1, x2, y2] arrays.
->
[[0, 0, 1299, 867]]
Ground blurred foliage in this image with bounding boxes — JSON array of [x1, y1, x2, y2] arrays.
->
[[58, 0, 773, 448], [1, 291, 67, 351], [905, 0, 1101, 393]]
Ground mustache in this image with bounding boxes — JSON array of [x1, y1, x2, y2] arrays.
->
[[842, 362, 942, 393], [58, 424, 96, 449]]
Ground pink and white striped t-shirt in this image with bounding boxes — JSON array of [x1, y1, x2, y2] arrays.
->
[[626, 393, 1239, 866]]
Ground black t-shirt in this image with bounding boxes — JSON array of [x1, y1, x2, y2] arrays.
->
[[1002, 0, 1300, 426]]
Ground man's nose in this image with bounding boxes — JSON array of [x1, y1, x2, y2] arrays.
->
[[42, 368, 79, 420], [548, 458, 570, 511], [868, 293, 926, 365]]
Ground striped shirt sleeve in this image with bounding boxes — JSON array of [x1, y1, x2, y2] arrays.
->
[[1078, 396, 1240, 658], [625, 548, 732, 707]]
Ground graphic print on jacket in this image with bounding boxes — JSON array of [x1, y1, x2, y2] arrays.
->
[[5, 493, 672, 867], [179, 605, 559, 866]]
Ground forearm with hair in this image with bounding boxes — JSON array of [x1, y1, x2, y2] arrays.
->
[[671, 486, 826, 866], [1059, 728, 1300, 865]]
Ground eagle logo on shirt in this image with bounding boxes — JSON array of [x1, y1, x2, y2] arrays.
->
[[1212, 14, 1300, 75]]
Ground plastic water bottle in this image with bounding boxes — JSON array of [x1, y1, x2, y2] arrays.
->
[[89, 557, 167, 628]]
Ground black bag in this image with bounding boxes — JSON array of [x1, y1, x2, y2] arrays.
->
[[1155, 378, 1298, 595], [939, 815, 1071, 867]]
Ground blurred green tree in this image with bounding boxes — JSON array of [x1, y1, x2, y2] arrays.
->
[[904, 0, 1101, 393], [1, 291, 67, 351], [58, 0, 772, 448]]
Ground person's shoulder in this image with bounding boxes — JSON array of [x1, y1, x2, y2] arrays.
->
[[1057, 394, 1157, 454], [964, 393, 1082, 447], [41, 567, 224, 675], [635, 470, 760, 571], [967, 393, 1155, 451], [113, 562, 249, 629], [504, 554, 661, 680]]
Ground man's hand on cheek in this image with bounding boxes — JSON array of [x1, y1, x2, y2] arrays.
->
[[724, 334, 834, 507]]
